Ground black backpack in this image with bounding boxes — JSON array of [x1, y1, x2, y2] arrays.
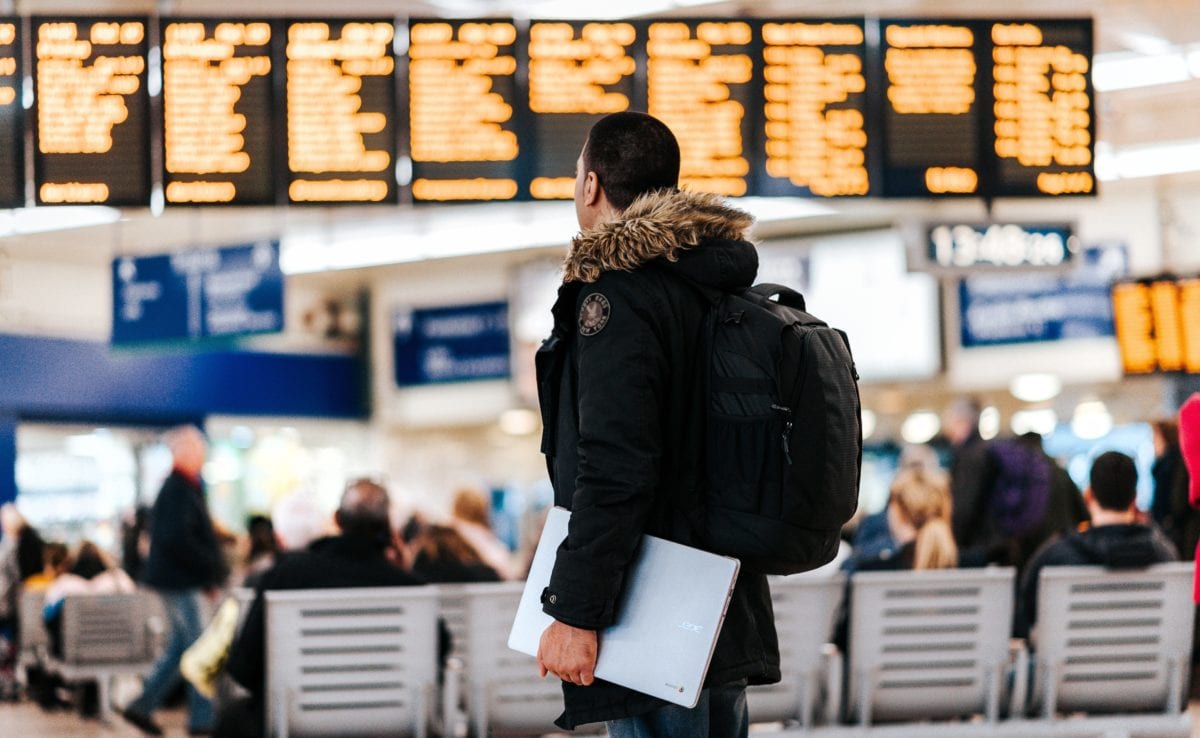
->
[[699, 284, 862, 574]]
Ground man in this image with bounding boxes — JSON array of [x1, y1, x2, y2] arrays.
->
[[1015, 451, 1177, 640], [123, 426, 226, 736], [218, 479, 426, 737], [944, 397, 993, 557], [535, 111, 778, 736]]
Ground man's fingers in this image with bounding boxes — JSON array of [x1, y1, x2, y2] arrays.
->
[[580, 669, 595, 686], [539, 662, 548, 678]]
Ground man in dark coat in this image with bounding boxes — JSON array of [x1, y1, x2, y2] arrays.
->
[[123, 426, 225, 736], [1015, 451, 1177, 640], [535, 112, 779, 736], [217, 479, 427, 737]]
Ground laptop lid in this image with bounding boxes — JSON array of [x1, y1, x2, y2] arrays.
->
[[509, 507, 740, 708]]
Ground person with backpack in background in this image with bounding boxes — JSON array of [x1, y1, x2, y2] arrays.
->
[[534, 111, 860, 737], [1150, 418, 1198, 559]]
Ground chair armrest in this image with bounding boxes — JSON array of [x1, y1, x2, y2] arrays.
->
[[820, 643, 844, 725], [1008, 638, 1029, 719]]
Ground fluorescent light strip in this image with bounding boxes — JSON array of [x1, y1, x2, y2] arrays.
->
[[1096, 139, 1200, 181]]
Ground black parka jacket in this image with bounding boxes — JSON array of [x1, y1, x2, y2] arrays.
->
[[536, 189, 781, 729]]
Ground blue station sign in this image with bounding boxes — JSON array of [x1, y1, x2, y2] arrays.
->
[[112, 240, 284, 344], [393, 301, 510, 386]]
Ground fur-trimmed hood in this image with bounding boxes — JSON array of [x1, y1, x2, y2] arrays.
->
[[564, 189, 757, 288]]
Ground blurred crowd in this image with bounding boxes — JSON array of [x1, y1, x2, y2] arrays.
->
[[0, 396, 1197, 732]]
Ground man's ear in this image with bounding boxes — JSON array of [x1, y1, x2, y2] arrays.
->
[[1082, 487, 1095, 507], [333, 510, 343, 532], [583, 171, 601, 208]]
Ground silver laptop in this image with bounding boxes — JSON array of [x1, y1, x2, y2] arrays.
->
[[509, 507, 740, 708]]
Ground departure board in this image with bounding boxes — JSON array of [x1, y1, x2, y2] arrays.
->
[[878, 20, 984, 197], [526, 21, 637, 200], [646, 21, 755, 197], [0, 19, 22, 209], [409, 20, 520, 202], [1112, 279, 1200, 375], [988, 20, 1094, 197], [757, 20, 870, 197], [161, 20, 275, 205], [33, 17, 151, 206], [285, 20, 397, 204]]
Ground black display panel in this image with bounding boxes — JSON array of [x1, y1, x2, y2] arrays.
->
[[284, 19, 397, 204], [408, 19, 521, 202], [755, 19, 870, 197], [644, 20, 757, 197], [0, 18, 23, 209], [876, 19, 986, 197], [32, 17, 151, 206], [161, 19, 276, 205], [525, 20, 637, 200], [986, 20, 1095, 197]]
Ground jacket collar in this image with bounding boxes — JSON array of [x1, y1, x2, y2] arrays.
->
[[564, 189, 754, 284]]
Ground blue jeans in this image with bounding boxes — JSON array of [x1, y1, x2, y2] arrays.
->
[[129, 589, 214, 732], [607, 682, 749, 738]]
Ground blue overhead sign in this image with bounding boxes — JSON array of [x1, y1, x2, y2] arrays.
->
[[393, 302, 510, 387], [112, 240, 284, 344], [959, 243, 1128, 348]]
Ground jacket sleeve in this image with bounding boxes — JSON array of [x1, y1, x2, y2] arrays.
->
[[155, 478, 225, 587], [542, 274, 668, 630]]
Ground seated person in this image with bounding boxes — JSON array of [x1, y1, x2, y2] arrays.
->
[[43, 541, 136, 656], [24, 542, 70, 593], [1015, 451, 1178, 640], [218, 479, 429, 738], [411, 524, 502, 583], [843, 445, 945, 572], [834, 467, 958, 649]]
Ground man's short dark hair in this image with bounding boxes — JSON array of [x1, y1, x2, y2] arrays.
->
[[584, 111, 680, 211], [336, 478, 392, 545], [1090, 451, 1138, 511]]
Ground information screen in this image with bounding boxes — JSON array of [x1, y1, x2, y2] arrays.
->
[[33, 17, 151, 206], [0, 19, 22, 208], [878, 20, 984, 197], [756, 20, 870, 197], [161, 19, 276, 205], [525, 21, 637, 200], [1112, 279, 1200, 375], [408, 20, 520, 202], [285, 19, 397, 204], [987, 20, 1094, 196], [646, 20, 755, 197]]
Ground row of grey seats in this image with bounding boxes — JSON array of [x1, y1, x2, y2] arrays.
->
[[17, 562, 1196, 738]]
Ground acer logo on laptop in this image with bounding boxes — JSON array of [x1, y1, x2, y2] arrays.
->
[[677, 621, 703, 634]]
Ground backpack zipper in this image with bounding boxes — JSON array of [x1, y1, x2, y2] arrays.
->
[[772, 404, 794, 465]]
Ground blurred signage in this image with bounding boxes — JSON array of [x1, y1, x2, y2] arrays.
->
[[112, 240, 284, 344], [393, 301, 510, 386], [33, 17, 152, 206], [958, 243, 1126, 348], [1112, 276, 1200, 375], [928, 222, 1076, 271], [0, 18, 22, 208]]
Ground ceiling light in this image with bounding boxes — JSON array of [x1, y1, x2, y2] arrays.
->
[[1104, 139, 1200, 180], [1092, 51, 1190, 92], [979, 406, 1001, 441], [1071, 400, 1113, 441], [1009, 373, 1062, 403], [1011, 409, 1058, 437], [860, 409, 876, 441], [900, 411, 940, 445], [0, 206, 122, 236]]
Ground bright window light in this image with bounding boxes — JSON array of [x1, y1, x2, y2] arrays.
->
[[1009, 373, 1062, 403], [1092, 51, 1190, 91]]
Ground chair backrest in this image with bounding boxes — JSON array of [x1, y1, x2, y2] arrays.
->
[[59, 592, 154, 664], [462, 581, 565, 736], [436, 584, 471, 668], [1034, 562, 1194, 716], [847, 567, 1016, 724], [747, 574, 844, 725], [265, 586, 439, 737], [18, 589, 48, 658]]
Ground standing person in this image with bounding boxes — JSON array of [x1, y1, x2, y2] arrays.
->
[[534, 112, 778, 736], [122, 426, 225, 736], [1150, 419, 1196, 557], [944, 397, 993, 555]]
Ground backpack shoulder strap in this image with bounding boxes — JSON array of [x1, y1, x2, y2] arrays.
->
[[748, 283, 806, 311]]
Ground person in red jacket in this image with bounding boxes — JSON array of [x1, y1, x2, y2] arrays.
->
[[1179, 393, 1200, 602]]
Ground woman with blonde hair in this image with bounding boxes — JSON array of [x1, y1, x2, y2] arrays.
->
[[886, 466, 959, 571]]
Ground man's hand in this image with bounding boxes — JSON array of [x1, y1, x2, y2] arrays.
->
[[537, 620, 598, 686]]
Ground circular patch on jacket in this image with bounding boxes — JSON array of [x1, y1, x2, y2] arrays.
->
[[578, 293, 611, 336]]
